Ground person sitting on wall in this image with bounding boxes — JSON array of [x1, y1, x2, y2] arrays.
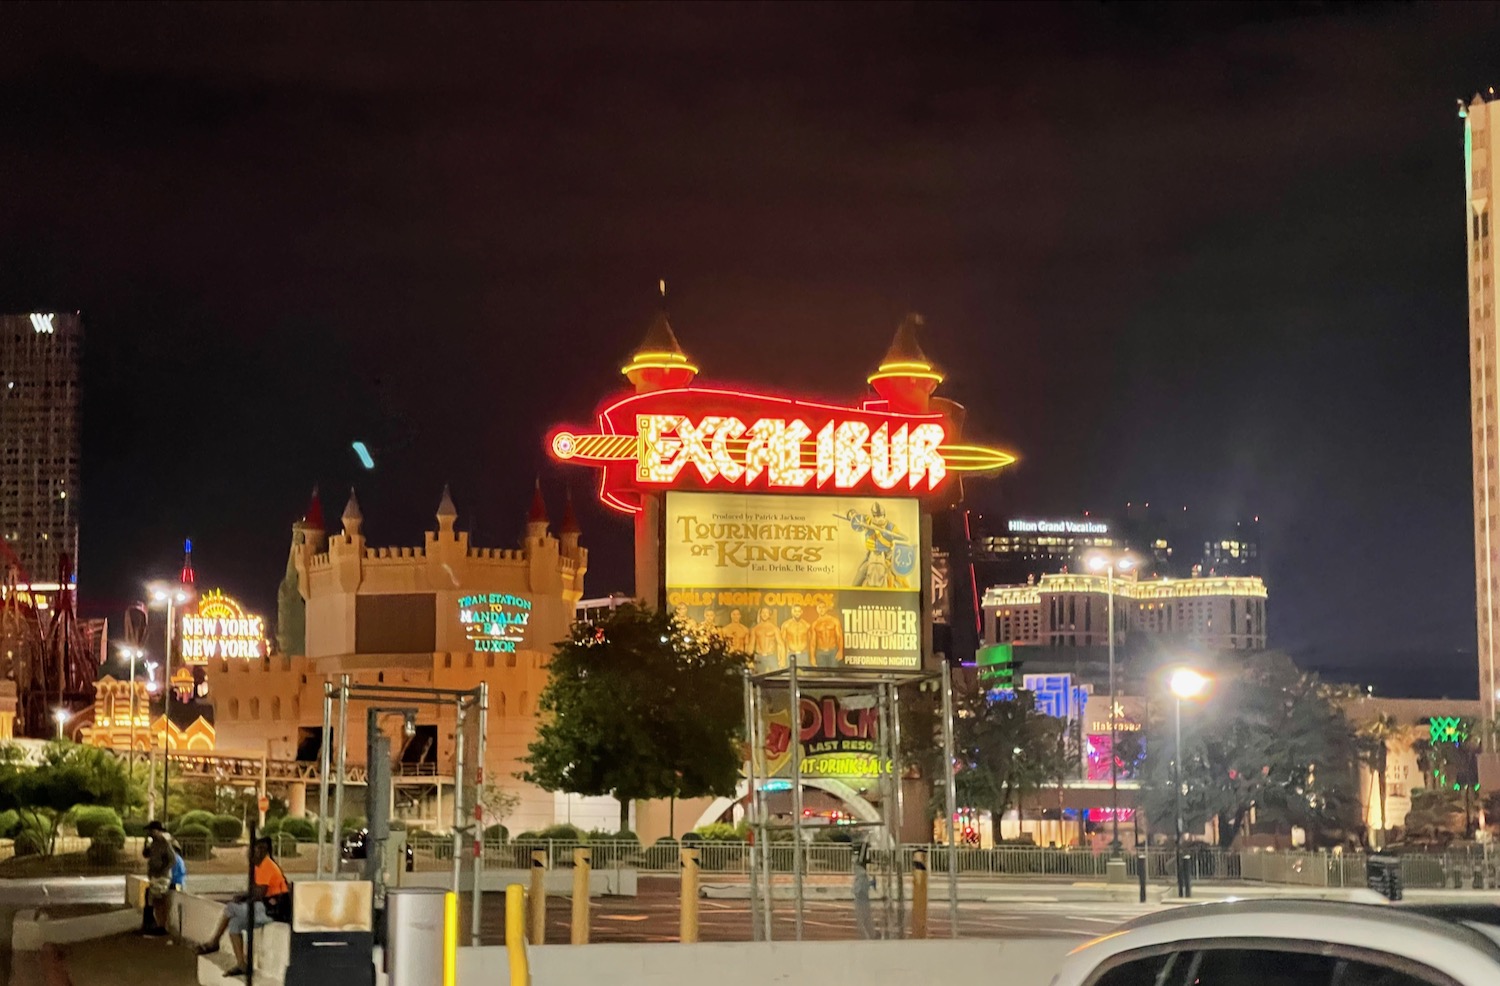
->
[[195, 837, 290, 976]]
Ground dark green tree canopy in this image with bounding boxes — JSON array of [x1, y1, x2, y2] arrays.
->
[[521, 603, 747, 830], [1140, 653, 1362, 849]]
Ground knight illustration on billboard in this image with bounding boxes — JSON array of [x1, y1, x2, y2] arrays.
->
[[840, 504, 916, 589]]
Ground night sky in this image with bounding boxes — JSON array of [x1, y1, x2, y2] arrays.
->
[[2, 3, 1497, 694]]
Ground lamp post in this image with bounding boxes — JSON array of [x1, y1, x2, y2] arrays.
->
[[53, 708, 68, 740], [148, 581, 193, 826], [118, 645, 146, 772], [1087, 551, 1135, 854], [1168, 667, 1210, 899]]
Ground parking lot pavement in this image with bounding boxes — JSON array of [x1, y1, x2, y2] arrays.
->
[[472, 878, 1152, 944]]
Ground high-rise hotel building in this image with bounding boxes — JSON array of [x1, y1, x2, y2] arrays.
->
[[1467, 92, 1500, 725], [0, 313, 81, 583]]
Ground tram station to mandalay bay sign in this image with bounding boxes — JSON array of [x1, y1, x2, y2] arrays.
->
[[548, 308, 1014, 859]]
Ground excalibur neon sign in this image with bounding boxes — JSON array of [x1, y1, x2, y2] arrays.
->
[[546, 311, 1016, 512]]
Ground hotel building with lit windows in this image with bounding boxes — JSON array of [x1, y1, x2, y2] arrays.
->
[[982, 571, 1268, 653], [1465, 90, 1500, 728]]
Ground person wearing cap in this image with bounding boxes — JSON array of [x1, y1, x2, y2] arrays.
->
[[141, 820, 175, 936]]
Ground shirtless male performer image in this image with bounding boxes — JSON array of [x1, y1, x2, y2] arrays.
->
[[722, 608, 751, 653], [810, 601, 844, 667], [750, 607, 784, 671], [781, 605, 812, 667]]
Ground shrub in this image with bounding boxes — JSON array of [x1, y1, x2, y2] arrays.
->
[[814, 826, 853, 843], [644, 837, 679, 868], [13, 828, 48, 857], [123, 818, 148, 838], [513, 831, 539, 842], [87, 824, 127, 865], [279, 818, 317, 842], [260, 817, 282, 836], [680, 831, 703, 843], [483, 824, 509, 842], [340, 816, 367, 835], [537, 823, 585, 842], [177, 823, 214, 861], [588, 829, 640, 865], [70, 806, 123, 839], [211, 815, 243, 845], [0, 810, 20, 839], [691, 823, 740, 842], [407, 828, 442, 845], [269, 833, 299, 858], [174, 810, 216, 834]]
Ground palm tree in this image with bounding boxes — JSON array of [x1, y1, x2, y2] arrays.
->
[[1357, 712, 1412, 849]]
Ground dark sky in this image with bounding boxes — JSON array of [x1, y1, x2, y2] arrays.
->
[[2, 3, 1497, 694]]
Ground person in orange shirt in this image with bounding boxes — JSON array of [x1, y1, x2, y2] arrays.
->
[[196, 837, 290, 975]]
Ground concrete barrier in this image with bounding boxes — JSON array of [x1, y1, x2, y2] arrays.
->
[[455, 938, 1077, 986], [197, 923, 292, 986], [11, 907, 141, 950]]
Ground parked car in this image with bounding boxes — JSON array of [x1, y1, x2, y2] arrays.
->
[[1050, 899, 1500, 986], [341, 828, 414, 869]]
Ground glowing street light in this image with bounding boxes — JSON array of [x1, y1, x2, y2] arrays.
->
[[1167, 665, 1211, 898], [1085, 550, 1135, 855], [53, 708, 68, 740], [147, 580, 194, 826], [117, 644, 147, 770]]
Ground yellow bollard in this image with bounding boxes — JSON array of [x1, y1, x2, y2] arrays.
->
[[442, 892, 458, 986], [529, 849, 548, 945], [911, 849, 929, 939], [571, 847, 592, 945], [680, 845, 701, 943], [505, 883, 531, 986]]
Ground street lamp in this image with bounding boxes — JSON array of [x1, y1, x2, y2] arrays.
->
[[53, 708, 68, 740], [117, 644, 147, 772], [147, 581, 193, 826], [1168, 666, 1210, 899], [1086, 550, 1135, 854]]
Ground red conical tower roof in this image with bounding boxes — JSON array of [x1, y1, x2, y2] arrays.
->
[[300, 486, 324, 530], [528, 479, 549, 524], [560, 487, 581, 535]]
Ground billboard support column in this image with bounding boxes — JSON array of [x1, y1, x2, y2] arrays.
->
[[921, 513, 935, 668], [887, 681, 906, 934], [634, 493, 663, 610], [333, 674, 350, 881], [788, 662, 805, 941], [742, 672, 761, 941], [753, 684, 773, 942], [940, 666, 960, 936]]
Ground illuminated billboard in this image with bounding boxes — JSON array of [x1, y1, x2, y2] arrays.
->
[[760, 692, 890, 782], [179, 590, 266, 663], [457, 593, 532, 653], [664, 491, 922, 671], [548, 386, 1013, 513]]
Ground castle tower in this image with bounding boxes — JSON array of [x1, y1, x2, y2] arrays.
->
[[559, 487, 582, 558], [525, 480, 549, 543], [276, 488, 323, 655], [620, 289, 698, 393], [868, 312, 943, 413], [436, 485, 457, 537]]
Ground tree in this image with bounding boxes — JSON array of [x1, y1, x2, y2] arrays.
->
[[0, 741, 138, 856], [1139, 654, 1363, 849], [521, 603, 746, 832], [478, 783, 521, 827], [949, 688, 1071, 836], [1403, 787, 1464, 845], [1357, 712, 1412, 848]]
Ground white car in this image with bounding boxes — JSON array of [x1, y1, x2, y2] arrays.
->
[[1049, 899, 1500, 986]]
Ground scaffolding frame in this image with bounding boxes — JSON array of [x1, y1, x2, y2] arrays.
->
[[316, 677, 489, 945], [744, 664, 959, 941]]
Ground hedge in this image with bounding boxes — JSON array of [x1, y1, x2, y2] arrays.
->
[[177, 823, 214, 861], [0, 810, 19, 839], [211, 815, 243, 845], [269, 832, 299, 858], [279, 818, 317, 842], [72, 806, 123, 839], [174, 810, 216, 834], [87, 824, 127, 865], [483, 824, 509, 842]]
